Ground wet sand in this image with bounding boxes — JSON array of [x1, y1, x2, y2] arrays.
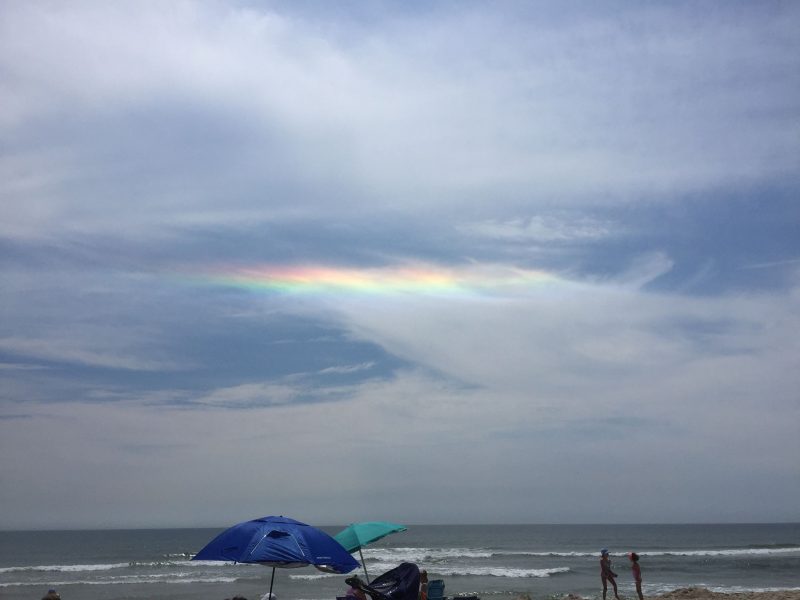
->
[[559, 589, 800, 600], [655, 588, 800, 600]]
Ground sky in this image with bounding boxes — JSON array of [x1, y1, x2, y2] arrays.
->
[[1, 1, 799, 530]]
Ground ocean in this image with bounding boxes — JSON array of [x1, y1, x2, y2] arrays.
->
[[1, 524, 798, 600]]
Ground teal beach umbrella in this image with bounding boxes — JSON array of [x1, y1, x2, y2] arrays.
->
[[334, 521, 407, 583]]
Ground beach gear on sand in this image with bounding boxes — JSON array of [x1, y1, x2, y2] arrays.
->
[[335, 521, 407, 583], [346, 562, 421, 600], [426, 579, 446, 600], [193, 515, 358, 600]]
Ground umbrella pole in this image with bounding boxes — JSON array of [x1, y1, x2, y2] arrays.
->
[[359, 547, 370, 584], [268, 566, 276, 600]]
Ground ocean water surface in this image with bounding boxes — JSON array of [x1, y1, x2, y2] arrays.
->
[[1, 524, 798, 600]]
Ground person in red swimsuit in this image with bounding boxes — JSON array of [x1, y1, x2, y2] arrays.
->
[[629, 552, 644, 600], [600, 548, 620, 600]]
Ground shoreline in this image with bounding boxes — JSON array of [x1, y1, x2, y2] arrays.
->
[[655, 588, 800, 599], [557, 589, 800, 600]]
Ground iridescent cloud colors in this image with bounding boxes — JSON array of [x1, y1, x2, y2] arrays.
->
[[184, 263, 558, 297]]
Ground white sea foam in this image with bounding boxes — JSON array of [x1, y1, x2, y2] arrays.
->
[[0, 559, 245, 574], [0, 563, 130, 573], [708, 586, 800, 593], [2, 546, 792, 579], [539, 547, 800, 558], [162, 576, 241, 584], [431, 566, 570, 578], [362, 562, 570, 579], [363, 546, 799, 562], [646, 583, 800, 595], [364, 546, 580, 561], [292, 561, 571, 580], [498, 547, 800, 558], [150, 559, 245, 568], [164, 553, 195, 559], [0, 575, 239, 587], [643, 547, 800, 557], [497, 551, 593, 557], [289, 572, 341, 581], [363, 548, 494, 561]]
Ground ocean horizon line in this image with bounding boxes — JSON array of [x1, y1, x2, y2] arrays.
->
[[2, 521, 799, 533]]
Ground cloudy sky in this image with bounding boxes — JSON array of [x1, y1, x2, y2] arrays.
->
[[1, 1, 798, 530]]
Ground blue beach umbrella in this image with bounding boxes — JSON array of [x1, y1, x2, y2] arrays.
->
[[193, 515, 358, 599], [334, 521, 407, 583]]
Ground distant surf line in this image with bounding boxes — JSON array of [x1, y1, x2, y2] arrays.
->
[[3, 545, 796, 576], [360, 546, 800, 561]]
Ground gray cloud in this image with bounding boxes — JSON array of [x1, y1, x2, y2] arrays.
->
[[1, 2, 798, 241], [1, 1, 798, 528]]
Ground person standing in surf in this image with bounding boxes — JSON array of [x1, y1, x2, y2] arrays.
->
[[629, 552, 644, 600], [600, 548, 620, 600]]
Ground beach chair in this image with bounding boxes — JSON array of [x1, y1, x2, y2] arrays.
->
[[347, 563, 420, 600], [427, 579, 446, 600]]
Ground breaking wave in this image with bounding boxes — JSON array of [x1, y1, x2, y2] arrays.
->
[[0, 575, 239, 587], [363, 546, 800, 562]]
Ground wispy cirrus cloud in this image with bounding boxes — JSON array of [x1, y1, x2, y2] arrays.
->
[[318, 362, 376, 375], [1, 1, 798, 528], [457, 216, 613, 243], [0, 362, 49, 371], [742, 257, 800, 270], [0, 337, 183, 372], [1, 2, 798, 242]]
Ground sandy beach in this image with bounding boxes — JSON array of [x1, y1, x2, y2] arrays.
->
[[560, 590, 800, 600], [654, 588, 800, 600]]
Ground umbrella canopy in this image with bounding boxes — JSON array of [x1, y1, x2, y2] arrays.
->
[[335, 521, 407, 553], [334, 521, 407, 583], [193, 516, 358, 598]]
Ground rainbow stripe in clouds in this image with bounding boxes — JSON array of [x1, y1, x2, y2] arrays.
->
[[182, 263, 559, 297]]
